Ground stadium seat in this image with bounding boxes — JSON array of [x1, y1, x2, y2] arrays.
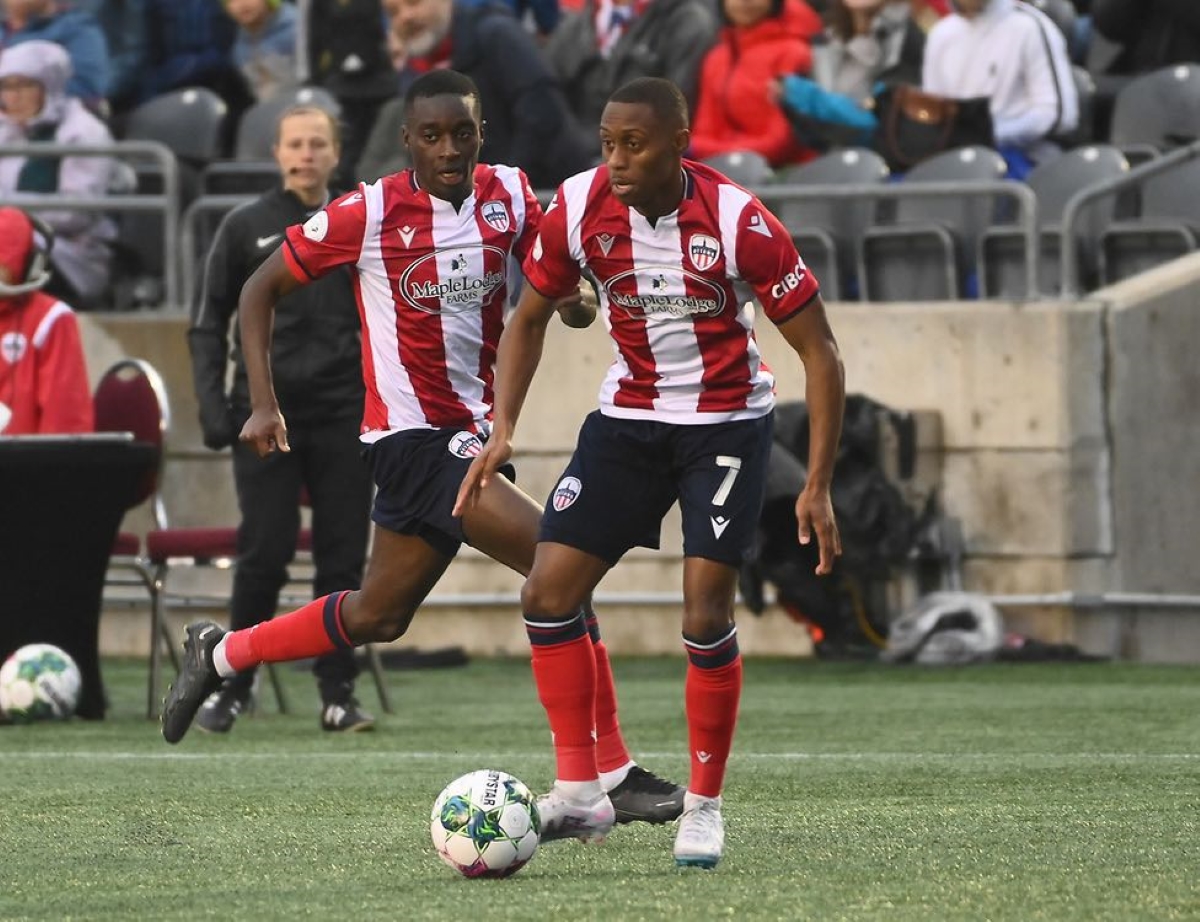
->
[[1054, 66, 1098, 149], [123, 86, 229, 167], [92, 359, 390, 719], [235, 86, 342, 161], [1109, 64, 1200, 162], [200, 159, 279, 196], [858, 146, 1008, 301], [701, 151, 775, 188], [1100, 155, 1200, 286], [979, 144, 1129, 298], [774, 148, 890, 301]]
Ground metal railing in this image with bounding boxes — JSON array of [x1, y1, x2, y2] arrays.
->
[[179, 193, 256, 303], [756, 180, 1041, 300], [0, 140, 181, 307], [1060, 139, 1200, 297]]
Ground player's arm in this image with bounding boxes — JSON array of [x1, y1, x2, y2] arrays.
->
[[454, 281, 561, 515], [237, 247, 304, 457], [777, 294, 845, 575]]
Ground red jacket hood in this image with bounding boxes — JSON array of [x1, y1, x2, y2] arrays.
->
[[721, 0, 822, 51]]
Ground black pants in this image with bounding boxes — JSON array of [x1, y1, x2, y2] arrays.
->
[[229, 413, 373, 698]]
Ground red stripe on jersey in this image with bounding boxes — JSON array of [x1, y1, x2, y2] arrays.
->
[[471, 185, 513, 417], [352, 269, 390, 433]]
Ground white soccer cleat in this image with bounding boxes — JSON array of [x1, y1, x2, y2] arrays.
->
[[673, 793, 724, 869], [536, 787, 616, 844]]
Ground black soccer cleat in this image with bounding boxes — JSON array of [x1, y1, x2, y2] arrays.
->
[[607, 765, 686, 825], [161, 621, 226, 744]]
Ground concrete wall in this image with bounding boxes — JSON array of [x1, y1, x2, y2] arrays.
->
[[81, 253, 1200, 661]]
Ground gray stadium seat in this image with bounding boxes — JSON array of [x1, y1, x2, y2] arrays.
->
[[1054, 66, 1097, 148], [858, 146, 1007, 301], [236, 86, 343, 161], [1100, 156, 1200, 285], [123, 86, 229, 166], [980, 144, 1128, 297], [1109, 65, 1200, 162], [1023, 0, 1077, 44], [774, 148, 890, 301], [700, 151, 775, 188]]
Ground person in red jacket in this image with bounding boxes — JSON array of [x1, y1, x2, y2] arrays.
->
[[689, 0, 823, 167], [0, 207, 93, 436]]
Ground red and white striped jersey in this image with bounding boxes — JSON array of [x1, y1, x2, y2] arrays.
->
[[524, 159, 819, 424], [283, 163, 541, 441]]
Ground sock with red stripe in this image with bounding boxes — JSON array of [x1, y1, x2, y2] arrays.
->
[[683, 624, 742, 798], [585, 611, 633, 775], [526, 612, 599, 782], [214, 591, 354, 677]]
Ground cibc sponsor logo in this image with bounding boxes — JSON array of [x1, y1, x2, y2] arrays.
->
[[770, 257, 808, 300], [602, 267, 725, 319], [396, 244, 508, 314]]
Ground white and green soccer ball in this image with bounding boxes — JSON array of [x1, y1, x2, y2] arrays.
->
[[0, 643, 82, 722], [430, 769, 540, 878]]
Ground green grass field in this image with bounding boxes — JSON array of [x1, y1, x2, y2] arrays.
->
[[2, 656, 1198, 921]]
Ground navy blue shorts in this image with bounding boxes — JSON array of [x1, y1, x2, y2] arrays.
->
[[366, 427, 515, 558], [539, 411, 773, 567]]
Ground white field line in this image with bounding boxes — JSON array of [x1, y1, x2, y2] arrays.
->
[[0, 751, 1196, 762]]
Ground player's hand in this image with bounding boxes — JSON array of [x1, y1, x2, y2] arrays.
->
[[453, 434, 513, 517], [240, 406, 290, 457], [554, 279, 598, 329], [796, 484, 841, 575]]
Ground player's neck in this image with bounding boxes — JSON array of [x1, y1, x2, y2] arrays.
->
[[634, 168, 686, 226]]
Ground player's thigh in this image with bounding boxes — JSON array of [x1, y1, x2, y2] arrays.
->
[[675, 414, 774, 567], [460, 473, 542, 577], [348, 523, 454, 636], [539, 412, 677, 564]]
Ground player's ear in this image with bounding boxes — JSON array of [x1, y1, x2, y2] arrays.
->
[[674, 127, 690, 156]]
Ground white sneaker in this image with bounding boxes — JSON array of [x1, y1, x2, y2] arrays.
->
[[536, 787, 616, 844], [673, 793, 724, 869]]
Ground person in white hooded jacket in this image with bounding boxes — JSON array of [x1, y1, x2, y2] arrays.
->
[[0, 40, 116, 308], [923, 0, 1078, 167]]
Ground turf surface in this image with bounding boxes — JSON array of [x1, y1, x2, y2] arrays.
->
[[1, 656, 1197, 920]]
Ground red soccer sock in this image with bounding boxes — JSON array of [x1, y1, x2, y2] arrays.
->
[[591, 638, 632, 773], [222, 591, 353, 673], [683, 626, 743, 798], [526, 613, 599, 782]]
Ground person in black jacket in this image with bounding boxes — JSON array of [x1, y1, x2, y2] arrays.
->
[[187, 105, 374, 733]]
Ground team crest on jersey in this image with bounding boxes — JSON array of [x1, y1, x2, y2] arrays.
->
[[552, 476, 582, 511], [481, 201, 510, 233], [688, 235, 720, 271], [448, 431, 484, 458], [1, 331, 28, 364]]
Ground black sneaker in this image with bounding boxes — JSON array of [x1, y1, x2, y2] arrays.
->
[[195, 680, 252, 734], [320, 695, 375, 732], [161, 621, 225, 744], [607, 765, 686, 825]]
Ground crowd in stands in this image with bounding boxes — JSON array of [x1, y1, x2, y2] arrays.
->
[[0, 0, 1197, 311]]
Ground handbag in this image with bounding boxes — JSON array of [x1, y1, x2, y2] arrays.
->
[[871, 84, 994, 172]]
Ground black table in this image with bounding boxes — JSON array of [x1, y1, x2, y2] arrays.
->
[[0, 434, 157, 719]]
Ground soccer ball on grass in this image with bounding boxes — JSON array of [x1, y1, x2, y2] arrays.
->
[[0, 643, 82, 722], [430, 768, 540, 878]]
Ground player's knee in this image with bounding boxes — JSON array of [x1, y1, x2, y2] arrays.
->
[[344, 599, 417, 643], [520, 577, 581, 620]]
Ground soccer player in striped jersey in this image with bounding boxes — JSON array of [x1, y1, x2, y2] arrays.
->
[[456, 77, 846, 868], [161, 69, 685, 828]]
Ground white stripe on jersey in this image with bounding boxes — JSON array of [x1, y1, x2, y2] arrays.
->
[[430, 195, 488, 419], [359, 178, 422, 440], [717, 183, 773, 399]]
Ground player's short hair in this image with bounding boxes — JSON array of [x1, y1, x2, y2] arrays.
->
[[608, 78, 689, 130], [274, 105, 341, 146], [404, 69, 482, 117]]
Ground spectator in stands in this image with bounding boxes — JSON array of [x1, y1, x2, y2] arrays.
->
[[777, 0, 925, 153], [689, 0, 822, 167], [0, 41, 116, 308], [1091, 0, 1200, 78], [305, 0, 396, 190], [143, 0, 253, 140], [0, 206, 93, 436], [357, 0, 593, 187], [923, 0, 1077, 171], [0, 0, 110, 110], [223, 0, 300, 102], [71, 0, 148, 117], [542, 0, 719, 139], [460, 0, 561, 39]]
